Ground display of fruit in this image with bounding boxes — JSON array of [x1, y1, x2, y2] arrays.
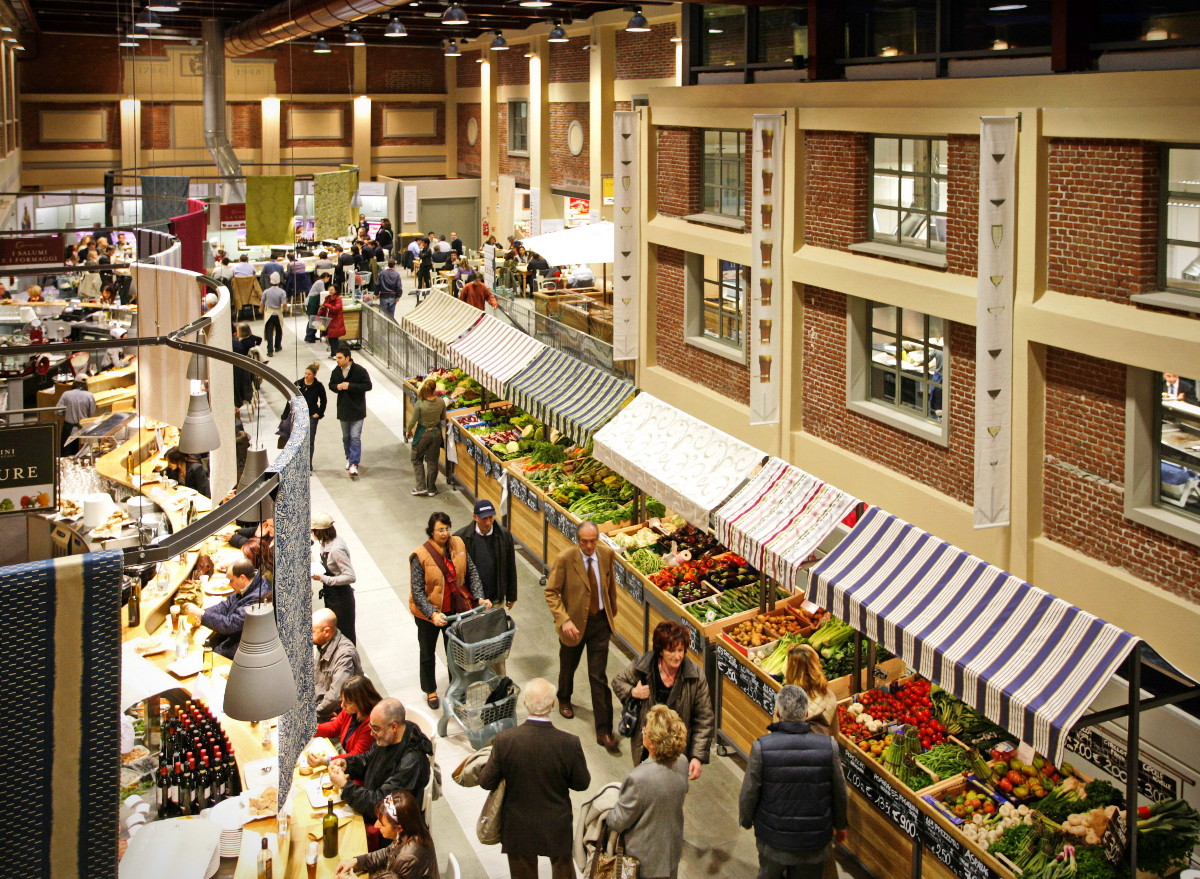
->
[[705, 555, 758, 592], [934, 785, 999, 822], [762, 612, 804, 636]]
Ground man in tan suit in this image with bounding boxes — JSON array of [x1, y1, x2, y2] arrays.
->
[[544, 520, 620, 750]]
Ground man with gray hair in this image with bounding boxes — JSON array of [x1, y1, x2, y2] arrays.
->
[[480, 678, 591, 879], [738, 685, 849, 879], [330, 696, 434, 821], [260, 271, 287, 356]]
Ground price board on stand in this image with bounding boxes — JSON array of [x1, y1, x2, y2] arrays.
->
[[716, 646, 738, 683]]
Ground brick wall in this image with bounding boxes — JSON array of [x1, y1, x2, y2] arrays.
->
[[945, 135, 979, 277], [1044, 348, 1200, 605], [457, 50, 481, 88], [274, 45, 356, 94], [654, 245, 751, 405], [550, 103, 589, 191], [656, 127, 701, 217], [496, 48, 529, 87], [367, 45, 446, 93], [458, 102, 481, 176], [140, 104, 171, 151], [281, 101, 352, 148], [230, 102, 262, 150], [372, 102, 444, 146], [22, 102, 120, 151], [614, 101, 632, 112], [549, 37, 590, 83], [497, 105, 529, 183], [615, 22, 676, 80], [801, 286, 977, 505], [804, 131, 869, 250], [1047, 139, 1159, 304], [20, 35, 122, 93]]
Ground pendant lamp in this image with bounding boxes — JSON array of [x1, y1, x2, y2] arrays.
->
[[490, 30, 508, 50], [137, 7, 162, 28], [444, 39, 461, 56], [443, 3, 469, 25], [186, 352, 209, 382], [237, 446, 275, 522], [346, 28, 365, 45], [146, 1, 181, 11], [548, 21, 568, 42], [224, 604, 299, 722], [178, 391, 220, 454], [626, 8, 650, 32], [313, 37, 331, 53], [385, 18, 407, 37]]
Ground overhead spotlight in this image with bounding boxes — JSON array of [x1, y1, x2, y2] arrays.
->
[[119, 33, 140, 46], [548, 21, 568, 42], [137, 6, 162, 27], [524, 51, 533, 57], [313, 37, 331, 52], [519, 0, 552, 6], [669, 35, 681, 43], [476, 57, 484, 62], [385, 17, 407, 37], [0, 26, 10, 32], [626, 7, 650, 32], [988, 3, 1026, 9], [490, 29, 508, 50], [146, 1, 181, 11], [444, 39, 461, 56], [346, 28, 365, 44], [443, 2, 469, 25]]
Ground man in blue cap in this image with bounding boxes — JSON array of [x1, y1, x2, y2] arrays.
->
[[455, 499, 518, 609]]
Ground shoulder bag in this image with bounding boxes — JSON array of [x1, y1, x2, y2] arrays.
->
[[477, 780, 505, 845], [424, 540, 474, 614], [584, 829, 640, 879], [617, 673, 646, 739]]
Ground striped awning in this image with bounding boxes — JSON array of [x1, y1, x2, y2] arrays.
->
[[810, 507, 1141, 763], [400, 291, 483, 355], [593, 392, 765, 528], [713, 458, 860, 593], [446, 315, 546, 398], [505, 348, 636, 445]]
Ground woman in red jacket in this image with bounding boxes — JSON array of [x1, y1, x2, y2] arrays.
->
[[307, 674, 382, 763], [318, 285, 347, 360]]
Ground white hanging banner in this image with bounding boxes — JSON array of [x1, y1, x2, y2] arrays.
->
[[483, 243, 496, 291], [613, 110, 640, 362], [528, 188, 540, 240], [402, 185, 418, 224], [750, 114, 783, 425], [974, 116, 1019, 529]]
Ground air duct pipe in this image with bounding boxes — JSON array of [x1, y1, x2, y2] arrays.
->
[[203, 18, 246, 202], [224, 0, 404, 57]]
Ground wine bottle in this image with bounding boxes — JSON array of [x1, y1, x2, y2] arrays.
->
[[127, 578, 141, 627], [201, 755, 218, 808], [322, 800, 338, 859], [157, 766, 170, 819], [170, 761, 185, 816], [225, 748, 242, 796], [257, 837, 273, 879], [211, 748, 225, 801], [178, 760, 194, 815], [188, 756, 203, 815]]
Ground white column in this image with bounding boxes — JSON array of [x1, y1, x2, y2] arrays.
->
[[353, 95, 372, 179], [261, 96, 281, 173]]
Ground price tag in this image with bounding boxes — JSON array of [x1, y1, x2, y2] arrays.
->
[[920, 814, 964, 870], [1102, 809, 1127, 864], [840, 749, 876, 800], [758, 684, 776, 716], [681, 619, 702, 654], [1015, 742, 1036, 766], [716, 646, 738, 683], [956, 847, 992, 879], [736, 663, 760, 704], [1065, 727, 1178, 802], [870, 773, 919, 839]]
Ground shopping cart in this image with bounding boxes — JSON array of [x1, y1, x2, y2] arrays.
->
[[437, 606, 520, 750]]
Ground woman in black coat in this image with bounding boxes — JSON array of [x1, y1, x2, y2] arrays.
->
[[416, 242, 433, 291], [287, 361, 327, 466]]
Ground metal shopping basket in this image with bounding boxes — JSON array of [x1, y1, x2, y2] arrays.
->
[[437, 606, 520, 750]]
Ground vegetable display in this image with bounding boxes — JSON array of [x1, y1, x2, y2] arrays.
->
[[628, 548, 664, 575], [919, 742, 972, 779]]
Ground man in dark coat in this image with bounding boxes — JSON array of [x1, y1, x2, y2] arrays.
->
[[739, 685, 849, 879], [454, 499, 518, 608], [479, 678, 590, 879], [329, 698, 433, 819], [329, 345, 372, 477], [181, 559, 271, 659]]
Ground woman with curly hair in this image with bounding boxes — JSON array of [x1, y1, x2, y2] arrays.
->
[[785, 643, 838, 736]]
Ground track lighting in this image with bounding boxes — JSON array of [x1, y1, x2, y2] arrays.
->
[[313, 37, 331, 52], [385, 17, 407, 37], [443, 3, 468, 25], [548, 21, 568, 42], [490, 30, 508, 50], [626, 7, 650, 32], [519, 0, 552, 6], [137, 7, 162, 28]]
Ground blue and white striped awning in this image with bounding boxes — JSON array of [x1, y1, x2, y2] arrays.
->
[[810, 507, 1140, 763], [504, 348, 636, 445]]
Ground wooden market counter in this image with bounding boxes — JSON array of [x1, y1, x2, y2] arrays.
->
[[94, 424, 213, 535]]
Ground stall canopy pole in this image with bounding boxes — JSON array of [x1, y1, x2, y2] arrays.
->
[[758, 571, 767, 615], [867, 641, 877, 690], [853, 632, 864, 693], [1127, 646, 1142, 877]]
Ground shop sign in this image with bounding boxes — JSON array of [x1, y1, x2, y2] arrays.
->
[[219, 203, 246, 229], [0, 234, 64, 266], [569, 198, 589, 214], [0, 423, 58, 514]]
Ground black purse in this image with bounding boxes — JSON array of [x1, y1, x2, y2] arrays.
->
[[617, 675, 646, 738]]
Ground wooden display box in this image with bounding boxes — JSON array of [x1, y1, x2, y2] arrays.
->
[[503, 458, 546, 556], [611, 580, 644, 654]]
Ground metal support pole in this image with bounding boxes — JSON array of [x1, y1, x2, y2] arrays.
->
[[853, 631, 864, 693], [867, 641, 877, 690], [911, 837, 923, 879], [767, 575, 777, 611], [759, 571, 768, 614], [1127, 646, 1142, 877]]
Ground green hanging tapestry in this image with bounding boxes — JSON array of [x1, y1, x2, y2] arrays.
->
[[313, 170, 355, 241], [341, 163, 360, 226], [245, 174, 295, 246]]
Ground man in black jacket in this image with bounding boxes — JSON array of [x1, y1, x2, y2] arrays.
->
[[739, 686, 848, 879], [455, 499, 518, 608], [329, 345, 372, 477], [329, 698, 433, 820]]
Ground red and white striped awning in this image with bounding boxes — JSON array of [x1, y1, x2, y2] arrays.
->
[[447, 315, 546, 397], [400, 291, 484, 354]]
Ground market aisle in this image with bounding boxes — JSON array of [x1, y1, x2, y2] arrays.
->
[[243, 304, 861, 879]]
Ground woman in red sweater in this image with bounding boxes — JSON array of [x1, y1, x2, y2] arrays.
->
[[307, 675, 382, 763]]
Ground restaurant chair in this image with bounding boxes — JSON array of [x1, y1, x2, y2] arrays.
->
[[444, 853, 461, 879]]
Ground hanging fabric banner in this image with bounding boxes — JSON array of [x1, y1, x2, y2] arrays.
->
[[528, 189, 540, 241], [140, 175, 190, 230], [612, 110, 639, 362], [974, 116, 1019, 529], [750, 114, 784, 425], [340, 163, 360, 227], [245, 174, 296, 246], [313, 170, 355, 241]]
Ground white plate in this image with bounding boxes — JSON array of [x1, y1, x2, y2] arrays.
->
[[167, 653, 204, 678], [305, 778, 343, 810]]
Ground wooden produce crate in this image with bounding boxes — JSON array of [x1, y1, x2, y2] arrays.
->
[[715, 643, 782, 756], [684, 587, 809, 642], [503, 458, 546, 557], [610, 577, 644, 656], [541, 493, 580, 562]]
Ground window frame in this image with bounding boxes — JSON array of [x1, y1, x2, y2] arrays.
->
[[867, 134, 949, 255], [700, 129, 746, 222], [700, 257, 747, 348], [507, 99, 529, 157], [683, 251, 748, 363], [1158, 143, 1200, 298]]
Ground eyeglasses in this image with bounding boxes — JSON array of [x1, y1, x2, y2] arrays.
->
[[434, 527, 452, 534]]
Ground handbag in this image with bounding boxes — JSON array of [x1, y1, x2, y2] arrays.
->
[[477, 780, 505, 845], [617, 674, 646, 739], [276, 410, 293, 450], [449, 606, 508, 644], [584, 830, 640, 879]]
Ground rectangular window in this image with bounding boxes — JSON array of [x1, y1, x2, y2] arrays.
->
[[1156, 372, 1200, 521], [1163, 146, 1200, 296], [702, 130, 746, 220], [867, 303, 945, 422], [701, 256, 748, 347], [870, 135, 948, 253], [700, 4, 747, 67], [508, 100, 528, 155]]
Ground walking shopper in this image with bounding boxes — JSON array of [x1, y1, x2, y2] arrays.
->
[[408, 511, 489, 709], [544, 520, 620, 750], [454, 499, 518, 608], [612, 620, 714, 779], [312, 607, 362, 722], [459, 272, 498, 311], [606, 705, 691, 879], [261, 272, 286, 356], [739, 686, 849, 879], [377, 259, 403, 319], [335, 791, 438, 879], [406, 376, 446, 497], [311, 512, 358, 644], [305, 272, 329, 343], [59, 378, 96, 455], [416, 240, 433, 291], [785, 644, 839, 736], [293, 362, 327, 466], [478, 678, 591, 879], [318, 285, 347, 360], [329, 345, 372, 477], [376, 218, 394, 254], [232, 323, 262, 412]]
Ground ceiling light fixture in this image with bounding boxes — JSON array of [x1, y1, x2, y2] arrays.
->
[[385, 17, 407, 37], [519, 0, 552, 6], [445, 39, 461, 56], [313, 37, 331, 52], [137, 7, 162, 28], [146, 1, 181, 11], [119, 33, 140, 46], [548, 21, 568, 42], [988, 3, 1026, 9], [443, 3, 469, 25], [707, 28, 722, 34], [0, 26, 11, 32], [490, 29, 508, 50], [626, 7, 650, 32], [669, 35, 681, 43], [346, 28, 365, 44]]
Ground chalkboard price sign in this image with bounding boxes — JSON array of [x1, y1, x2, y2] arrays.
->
[[716, 646, 738, 683], [614, 563, 643, 602], [681, 619, 702, 655], [873, 774, 920, 839], [921, 813, 963, 870], [1066, 727, 1178, 803], [841, 749, 876, 801], [510, 478, 540, 511], [1102, 809, 1127, 864], [736, 662, 760, 703], [957, 847, 992, 879], [758, 684, 776, 716]]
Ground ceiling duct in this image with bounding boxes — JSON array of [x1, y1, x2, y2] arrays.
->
[[202, 19, 245, 201], [224, 0, 405, 56]]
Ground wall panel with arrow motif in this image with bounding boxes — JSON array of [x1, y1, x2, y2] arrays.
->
[[613, 110, 639, 362]]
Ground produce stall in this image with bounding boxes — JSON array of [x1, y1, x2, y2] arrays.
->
[[505, 346, 635, 447], [445, 313, 546, 398], [399, 290, 484, 356], [803, 507, 1200, 879]]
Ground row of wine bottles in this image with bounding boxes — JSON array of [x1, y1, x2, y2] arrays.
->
[[155, 698, 243, 818]]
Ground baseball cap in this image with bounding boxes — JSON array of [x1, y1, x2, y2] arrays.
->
[[473, 500, 496, 518], [311, 512, 334, 529]]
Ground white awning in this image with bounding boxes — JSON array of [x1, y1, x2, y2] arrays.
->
[[400, 290, 483, 354], [447, 315, 546, 397], [519, 221, 614, 265], [592, 392, 765, 527]]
